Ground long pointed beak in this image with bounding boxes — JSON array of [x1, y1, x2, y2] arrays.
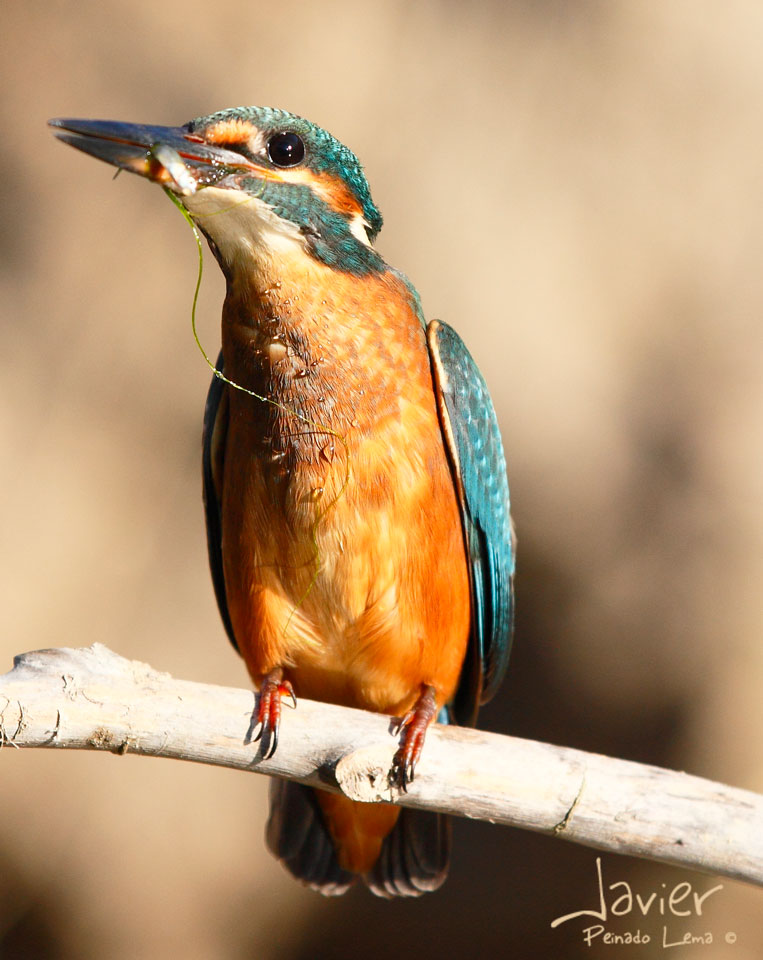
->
[[49, 118, 255, 195]]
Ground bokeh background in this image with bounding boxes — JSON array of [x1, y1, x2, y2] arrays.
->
[[1, 1, 762, 957]]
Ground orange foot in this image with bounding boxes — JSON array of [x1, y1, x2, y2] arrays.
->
[[252, 668, 296, 760], [391, 684, 438, 791]]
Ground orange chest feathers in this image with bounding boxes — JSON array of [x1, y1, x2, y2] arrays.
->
[[217, 263, 471, 715]]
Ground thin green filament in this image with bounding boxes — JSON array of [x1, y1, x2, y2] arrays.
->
[[164, 188, 351, 636]]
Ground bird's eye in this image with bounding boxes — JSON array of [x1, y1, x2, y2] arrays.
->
[[267, 132, 305, 167]]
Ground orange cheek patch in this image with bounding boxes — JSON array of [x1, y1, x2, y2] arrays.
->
[[314, 172, 364, 218], [278, 168, 364, 219]]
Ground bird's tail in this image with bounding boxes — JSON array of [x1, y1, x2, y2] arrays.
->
[[265, 779, 354, 895], [266, 780, 450, 897], [364, 803, 451, 898]]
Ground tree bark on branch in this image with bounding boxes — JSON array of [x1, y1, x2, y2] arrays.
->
[[2, 644, 762, 887]]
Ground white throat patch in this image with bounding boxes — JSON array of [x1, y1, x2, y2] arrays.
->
[[182, 185, 308, 271]]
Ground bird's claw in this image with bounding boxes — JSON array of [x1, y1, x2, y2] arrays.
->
[[252, 670, 296, 760], [390, 685, 438, 792]]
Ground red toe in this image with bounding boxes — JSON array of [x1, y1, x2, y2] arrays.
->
[[392, 685, 438, 790], [253, 669, 296, 759]]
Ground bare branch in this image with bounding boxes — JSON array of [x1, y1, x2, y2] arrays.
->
[[2, 644, 762, 887]]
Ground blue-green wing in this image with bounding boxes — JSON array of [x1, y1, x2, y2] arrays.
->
[[427, 321, 515, 726], [202, 352, 237, 651]]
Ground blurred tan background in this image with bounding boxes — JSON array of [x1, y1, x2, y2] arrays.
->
[[1, 1, 762, 957]]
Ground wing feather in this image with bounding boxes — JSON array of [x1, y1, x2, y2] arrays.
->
[[202, 352, 237, 650], [427, 321, 515, 725]]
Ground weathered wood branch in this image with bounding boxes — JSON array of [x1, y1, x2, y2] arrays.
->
[[2, 644, 762, 887]]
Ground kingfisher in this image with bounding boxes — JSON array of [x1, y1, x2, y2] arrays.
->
[[49, 107, 515, 897]]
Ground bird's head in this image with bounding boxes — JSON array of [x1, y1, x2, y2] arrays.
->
[[49, 106, 385, 278]]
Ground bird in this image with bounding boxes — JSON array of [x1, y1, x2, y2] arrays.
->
[[49, 107, 515, 897]]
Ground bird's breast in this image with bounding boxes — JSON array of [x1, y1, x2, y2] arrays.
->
[[218, 260, 470, 711], [220, 263, 430, 509]]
